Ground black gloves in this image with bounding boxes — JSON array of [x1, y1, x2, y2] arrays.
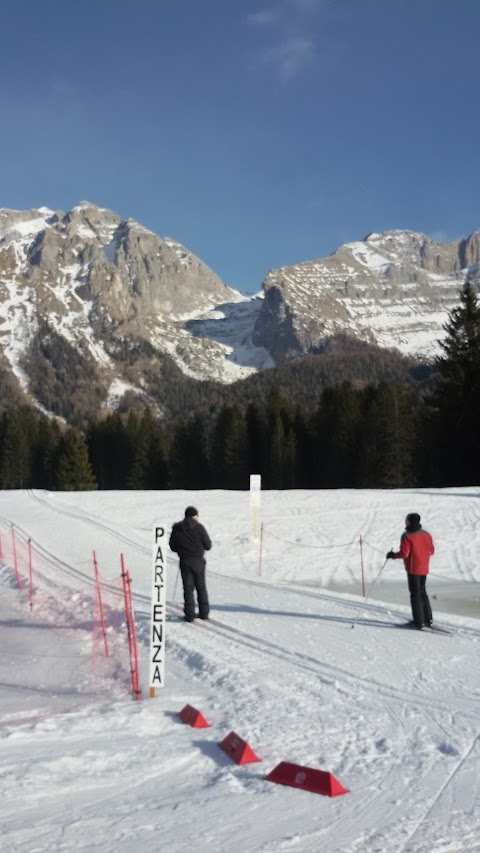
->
[[386, 550, 395, 559]]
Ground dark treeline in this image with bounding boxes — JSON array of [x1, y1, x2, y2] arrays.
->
[[1, 281, 479, 491], [0, 383, 417, 490]]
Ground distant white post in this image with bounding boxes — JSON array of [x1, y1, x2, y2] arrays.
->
[[149, 524, 167, 698], [250, 474, 262, 540]]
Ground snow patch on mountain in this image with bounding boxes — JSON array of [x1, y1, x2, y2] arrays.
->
[[104, 378, 138, 409], [348, 241, 391, 271], [0, 277, 36, 395]]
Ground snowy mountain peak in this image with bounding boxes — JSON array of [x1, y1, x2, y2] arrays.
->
[[1, 203, 480, 420], [252, 227, 480, 363], [0, 202, 271, 417]]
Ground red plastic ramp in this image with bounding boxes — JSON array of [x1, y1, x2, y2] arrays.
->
[[218, 731, 261, 764], [265, 762, 349, 797], [178, 704, 211, 728]]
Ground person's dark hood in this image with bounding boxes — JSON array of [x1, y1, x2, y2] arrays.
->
[[406, 512, 421, 533]]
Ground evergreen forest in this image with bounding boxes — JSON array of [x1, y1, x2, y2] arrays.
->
[[1, 282, 479, 492]]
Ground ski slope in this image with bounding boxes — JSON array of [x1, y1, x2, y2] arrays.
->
[[1, 488, 479, 853]]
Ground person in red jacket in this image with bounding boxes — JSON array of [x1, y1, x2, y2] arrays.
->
[[386, 512, 435, 630]]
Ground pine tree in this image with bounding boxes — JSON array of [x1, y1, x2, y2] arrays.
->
[[127, 408, 156, 489], [283, 423, 297, 488], [357, 383, 415, 487], [210, 404, 247, 489], [185, 414, 210, 489], [167, 413, 209, 488], [169, 418, 191, 488], [313, 382, 361, 487], [86, 417, 109, 490], [264, 388, 296, 488], [0, 408, 32, 488], [56, 428, 98, 490], [106, 412, 132, 488], [245, 402, 268, 480], [124, 410, 141, 486], [293, 405, 312, 488], [31, 415, 62, 489], [147, 426, 170, 489], [267, 410, 286, 489], [431, 278, 480, 483]]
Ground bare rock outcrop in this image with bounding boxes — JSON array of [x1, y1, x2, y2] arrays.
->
[[253, 230, 480, 362]]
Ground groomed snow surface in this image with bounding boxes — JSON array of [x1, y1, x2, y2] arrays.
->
[[1, 488, 479, 853]]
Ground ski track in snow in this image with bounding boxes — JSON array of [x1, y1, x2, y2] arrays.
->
[[6, 490, 480, 713], [1, 489, 480, 852]]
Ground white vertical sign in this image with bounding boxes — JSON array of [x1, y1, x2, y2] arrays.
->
[[149, 524, 167, 696], [250, 474, 262, 539], [250, 473, 262, 505]]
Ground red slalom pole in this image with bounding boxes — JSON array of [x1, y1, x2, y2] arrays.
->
[[121, 555, 141, 701], [93, 551, 109, 658], [359, 534, 366, 598], [121, 556, 134, 690], [11, 526, 21, 587], [127, 569, 141, 699], [28, 539, 33, 612]]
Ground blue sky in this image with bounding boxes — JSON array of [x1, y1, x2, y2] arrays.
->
[[1, 0, 479, 292]]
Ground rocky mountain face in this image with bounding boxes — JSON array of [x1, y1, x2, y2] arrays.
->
[[0, 201, 478, 422], [0, 202, 272, 417], [0, 202, 237, 352], [252, 230, 480, 363]]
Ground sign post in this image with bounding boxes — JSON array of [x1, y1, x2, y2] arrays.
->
[[149, 525, 167, 697], [250, 474, 262, 540]]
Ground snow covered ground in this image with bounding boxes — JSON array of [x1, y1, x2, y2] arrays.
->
[[1, 488, 479, 853]]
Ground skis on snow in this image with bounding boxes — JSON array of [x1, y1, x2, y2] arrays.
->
[[398, 622, 453, 635]]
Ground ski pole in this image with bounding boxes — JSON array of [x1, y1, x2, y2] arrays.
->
[[173, 565, 180, 602], [351, 558, 389, 629]]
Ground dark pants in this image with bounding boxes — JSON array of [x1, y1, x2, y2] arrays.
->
[[407, 574, 432, 627], [180, 556, 209, 620]]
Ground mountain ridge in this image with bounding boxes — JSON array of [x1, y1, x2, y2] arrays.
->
[[0, 202, 478, 422], [254, 228, 480, 362]]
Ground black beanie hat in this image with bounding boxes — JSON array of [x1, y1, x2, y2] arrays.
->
[[406, 512, 421, 525], [185, 506, 198, 518]]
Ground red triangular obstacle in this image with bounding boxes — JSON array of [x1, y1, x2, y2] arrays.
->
[[178, 704, 211, 728], [218, 731, 261, 764], [265, 762, 349, 797]]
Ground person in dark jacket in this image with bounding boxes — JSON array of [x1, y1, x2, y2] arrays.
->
[[386, 512, 435, 630], [169, 506, 212, 622]]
